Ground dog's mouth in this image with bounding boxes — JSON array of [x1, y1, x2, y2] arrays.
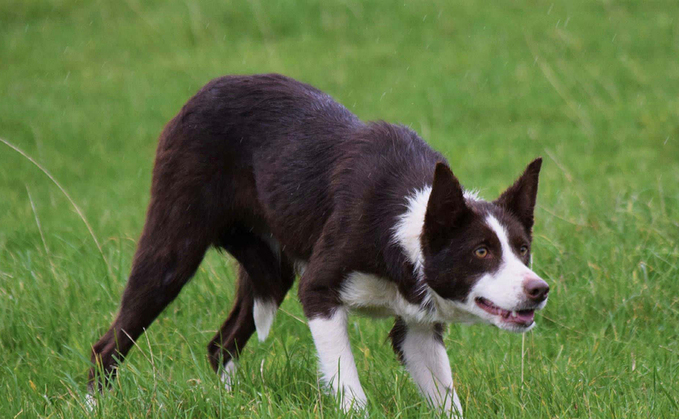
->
[[475, 297, 535, 327]]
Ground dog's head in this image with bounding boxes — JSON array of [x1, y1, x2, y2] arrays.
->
[[421, 158, 548, 332]]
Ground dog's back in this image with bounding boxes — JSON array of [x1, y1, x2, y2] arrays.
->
[[153, 73, 441, 261]]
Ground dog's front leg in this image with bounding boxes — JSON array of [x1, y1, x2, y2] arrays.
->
[[390, 318, 463, 417], [307, 307, 367, 411]]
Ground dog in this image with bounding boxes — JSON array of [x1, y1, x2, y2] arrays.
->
[[89, 74, 549, 416]]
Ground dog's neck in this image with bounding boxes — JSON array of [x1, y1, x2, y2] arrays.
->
[[387, 185, 482, 322], [392, 185, 482, 282], [392, 185, 432, 281]]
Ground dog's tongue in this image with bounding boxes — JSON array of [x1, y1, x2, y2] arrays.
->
[[517, 311, 534, 322], [500, 309, 534, 324], [477, 298, 536, 325], [505, 310, 534, 325]]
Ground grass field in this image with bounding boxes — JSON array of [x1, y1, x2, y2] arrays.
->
[[1, 0, 678, 417]]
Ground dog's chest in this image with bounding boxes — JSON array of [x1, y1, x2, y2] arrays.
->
[[339, 272, 433, 323]]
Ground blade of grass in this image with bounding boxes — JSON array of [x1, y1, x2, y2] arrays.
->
[[1, 137, 111, 277]]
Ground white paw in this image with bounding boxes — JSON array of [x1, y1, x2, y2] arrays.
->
[[220, 360, 238, 391], [446, 394, 464, 419], [436, 391, 463, 418], [338, 389, 368, 414], [85, 393, 97, 412]]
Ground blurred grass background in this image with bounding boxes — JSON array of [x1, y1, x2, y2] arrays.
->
[[1, 0, 678, 417]]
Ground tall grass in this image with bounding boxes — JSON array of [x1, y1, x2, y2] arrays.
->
[[1, 0, 678, 417]]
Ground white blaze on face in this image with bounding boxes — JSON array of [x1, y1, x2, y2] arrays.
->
[[459, 215, 544, 330], [478, 215, 533, 307]]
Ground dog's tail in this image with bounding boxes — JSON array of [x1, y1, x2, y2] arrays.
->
[[207, 242, 296, 372], [252, 297, 278, 340]]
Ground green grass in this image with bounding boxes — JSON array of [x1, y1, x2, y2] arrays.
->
[[1, 0, 678, 417]]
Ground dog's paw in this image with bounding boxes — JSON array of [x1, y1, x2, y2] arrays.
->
[[339, 391, 369, 417], [220, 360, 238, 391], [446, 398, 464, 419], [85, 393, 97, 412], [340, 395, 368, 417]]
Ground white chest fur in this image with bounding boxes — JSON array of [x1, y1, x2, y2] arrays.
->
[[339, 272, 435, 323], [339, 185, 482, 326], [340, 271, 478, 325]]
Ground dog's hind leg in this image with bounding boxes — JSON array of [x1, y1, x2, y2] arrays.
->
[[207, 231, 295, 386], [88, 222, 212, 391], [88, 158, 218, 392]]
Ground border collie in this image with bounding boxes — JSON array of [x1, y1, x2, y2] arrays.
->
[[89, 74, 549, 416]]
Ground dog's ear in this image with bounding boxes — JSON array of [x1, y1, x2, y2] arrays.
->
[[495, 158, 542, 231], [423, 163, 470, 251]]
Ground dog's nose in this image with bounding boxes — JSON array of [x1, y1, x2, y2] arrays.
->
[[523, 278, 549, 302]]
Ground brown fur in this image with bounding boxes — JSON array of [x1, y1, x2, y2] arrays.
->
[[88, 73, 542, 393]]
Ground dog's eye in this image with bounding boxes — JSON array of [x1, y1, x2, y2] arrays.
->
[[474, 247, 489, 258], [519, 245, 529, 255]]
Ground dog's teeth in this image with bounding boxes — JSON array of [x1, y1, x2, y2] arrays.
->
[[511, 311, 517, 318]]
